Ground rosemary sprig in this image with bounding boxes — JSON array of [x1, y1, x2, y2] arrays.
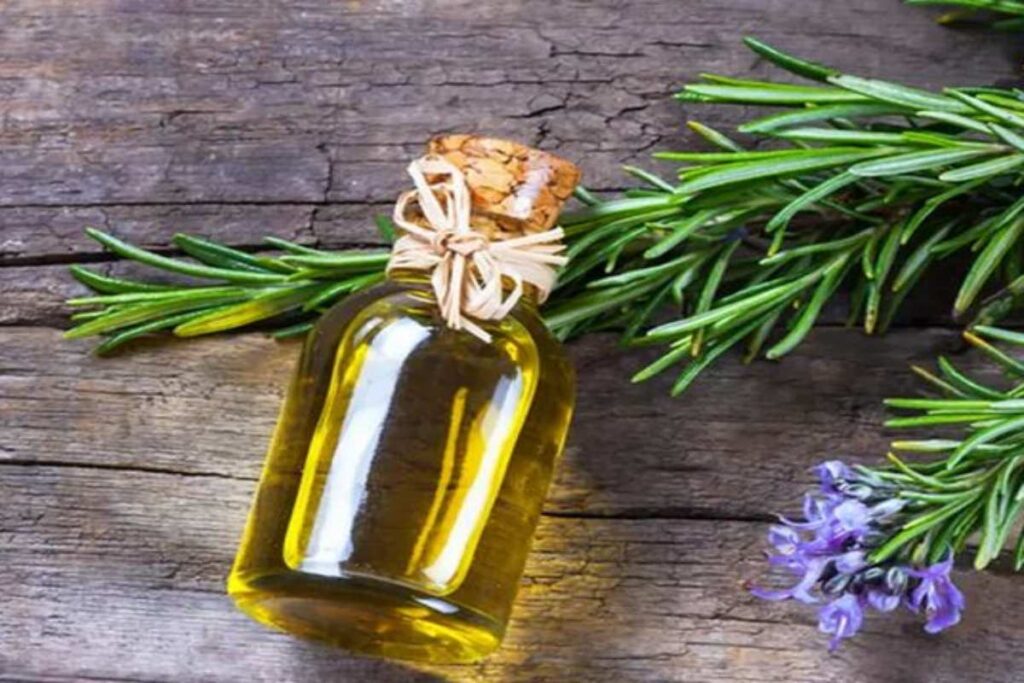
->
[[877, 325, 1024, 569], [65, 228, 388, 354], [550, 37, 1024, 393], [905, 0, 1024, 29], [67, 39, 1024, 398], [752, 325, 1024, 648]]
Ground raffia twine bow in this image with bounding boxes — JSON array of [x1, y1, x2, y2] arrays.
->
[[387, 155, 568, 342]]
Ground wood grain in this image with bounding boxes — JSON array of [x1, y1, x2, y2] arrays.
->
[[0, 0, 1017, 259], [0, 325, 982, 519], [4, 463, 1024, 683], [3, 0, 1024, 681]]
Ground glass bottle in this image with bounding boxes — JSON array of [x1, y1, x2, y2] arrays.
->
[[227, 136, 581, 663]]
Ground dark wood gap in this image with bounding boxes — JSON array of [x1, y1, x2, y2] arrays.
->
[[543, 508, 774, 524], [0, 458, 772, 524], [0, 458, 257, 483]]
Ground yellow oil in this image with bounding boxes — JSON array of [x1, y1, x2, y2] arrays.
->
[[227, 275, 575, 663]]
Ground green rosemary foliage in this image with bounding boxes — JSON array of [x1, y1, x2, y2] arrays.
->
[[65, 229, 388, 354], [872, 325, 1024, 570], [551, 37, 1024, 394], [906, 0, 1024, 29], [67, 38, 1024, 398]]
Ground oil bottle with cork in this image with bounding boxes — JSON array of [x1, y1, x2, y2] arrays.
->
[[227, 135, 581, 663]]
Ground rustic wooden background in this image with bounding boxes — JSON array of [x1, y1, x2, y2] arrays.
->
[[2, 1, 1023, 681]]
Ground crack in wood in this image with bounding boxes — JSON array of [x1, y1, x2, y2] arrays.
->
[[0, 458, 257, 483], [0, 459, 768, 523], [544, 508, 773, 523]]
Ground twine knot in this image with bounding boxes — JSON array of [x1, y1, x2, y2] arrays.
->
[[386, 155, 568, 342], [431, 230, 487, 258]]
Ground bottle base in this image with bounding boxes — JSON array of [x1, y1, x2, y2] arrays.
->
[[227, 569, 503, 664]]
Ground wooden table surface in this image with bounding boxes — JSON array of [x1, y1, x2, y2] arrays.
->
[[3, 1, 1023, 681]]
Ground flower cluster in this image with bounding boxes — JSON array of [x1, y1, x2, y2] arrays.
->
[[752, 461, 965, 650]]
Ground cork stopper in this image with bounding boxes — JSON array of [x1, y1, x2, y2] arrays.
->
[[425, 135, 581, 240]]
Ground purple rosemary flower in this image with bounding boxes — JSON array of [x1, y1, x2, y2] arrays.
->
[[751, 459, 966, 650], [909, 556, 965, 633], [813, 460, 852, 495], [818, 593, 865, 651]]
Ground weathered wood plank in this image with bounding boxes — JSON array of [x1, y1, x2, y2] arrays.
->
[[0, 204, 326, 263], [0, 203, 398, 264], [4, 1, 1024, 681], [0, 0, 1017, 258], [0, 325, 983, 519], [2, 464, 1021, 683]]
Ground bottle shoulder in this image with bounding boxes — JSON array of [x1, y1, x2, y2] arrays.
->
[[309, 280, 573, 383]]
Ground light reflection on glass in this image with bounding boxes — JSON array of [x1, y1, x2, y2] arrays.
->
[[421, 373, 523, 588], [298, 317, 430, 575]]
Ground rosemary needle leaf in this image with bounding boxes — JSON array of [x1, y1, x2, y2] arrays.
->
[[644, 210, 716, 259], [870, 496, 976, 564], [64, 290, 249, 339], [828, 74, 969, 113], [685, 120, 744, 152], [937, 356, 1006, 399], [901, 179, 984, 245], [973, 325, 1024, 346], [561, 195, 677, 226], [173, 233, 295, 274], [760, 228, 873, 266], [645, 270, 821, 342], [741, 36, 838, 82], [905, 0, 1024, 16], [965, 331, 1024, 376], [85, 227, 287, 285], [955, 214, 1024, 314], [773, 128, 910, 145], [949, 415, 1024, 470], [679, 83, 867, 105], [572, 186, 602, 206], [95, 310, 221, 355], [691, 241, 740, 354], [765, 255, 849, 359], [174, 284, 325, 337], [70, 309, 111, 322], [68, 265, 177, 294], [739, 103, 909, 134], [947, 89, 1024, 129], [764, 172, 859, 234], [990, 123, 1024, 152], [272, 320, 317, 339], [938, 153, 1024, 182], [672, 316, 771, 395], [302, 278, 373, 312], [375, 215, 397, 243], [885, 413, 996, 428], [849, 147, 997, 177], [262, 236, 324, 255], [676, 148, 887, 194], [545, 278, 663, 333], [891, 223, 950, 292], [917, 109, 997, 135], [279, 251, 390, 271], [622, 165, 676, 192], [631, 340, 694, 383]]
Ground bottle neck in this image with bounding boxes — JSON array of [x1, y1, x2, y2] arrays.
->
[[387, 269, 542, 307]]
